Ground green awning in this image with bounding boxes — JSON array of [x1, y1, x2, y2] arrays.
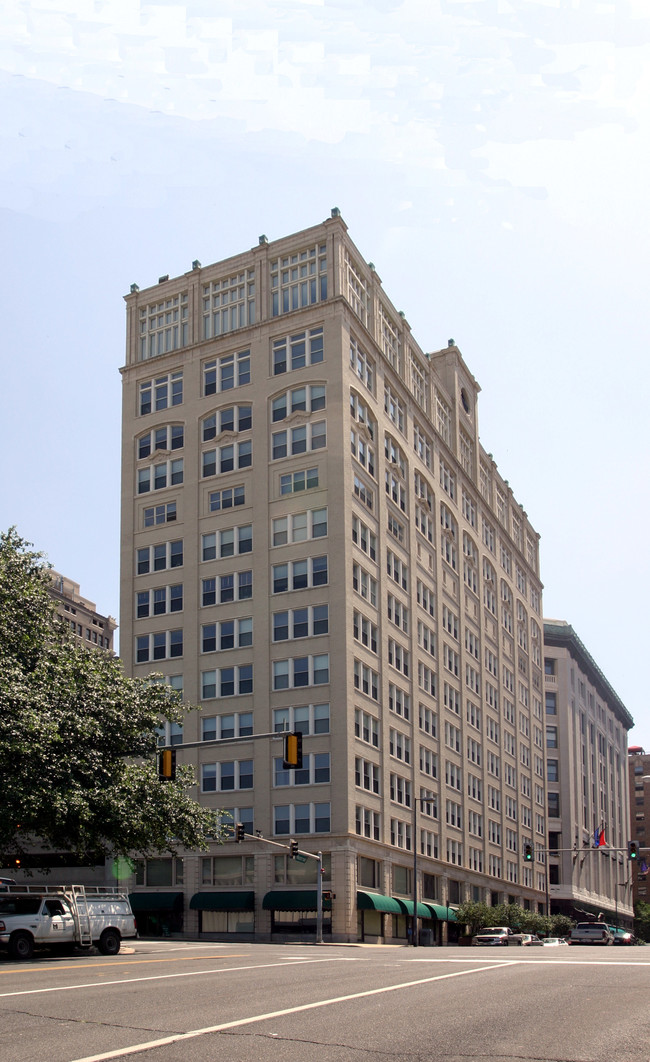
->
[[356, 891, 403, 914], [396, 899, 432, 918], [262, 890, 331, 912], [424, 903, 457, 922], [129, 892, 183, 912], [190, 891, 255, 912]]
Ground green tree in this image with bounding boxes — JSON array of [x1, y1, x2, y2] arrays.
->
[[455, 900, 572, 940], [516, 909, 552, 936], [549, 913, 574, 938], [634, 902, 650, 943], [454, 901, 493, 935], [0, 529, 221, 866]]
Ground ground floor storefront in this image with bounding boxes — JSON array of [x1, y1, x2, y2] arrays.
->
[[129, 883, 459, 945], [26, 836, 541, 945]]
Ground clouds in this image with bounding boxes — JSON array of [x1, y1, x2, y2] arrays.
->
[[3, 2, 647, 153], [1, 0, 649, 737]]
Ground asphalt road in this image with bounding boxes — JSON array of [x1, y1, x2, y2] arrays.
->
[[1, 940, 649, 1062]]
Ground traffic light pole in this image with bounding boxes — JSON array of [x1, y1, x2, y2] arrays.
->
[[234, 831, 324, 945], [290, 846, 323, 945]]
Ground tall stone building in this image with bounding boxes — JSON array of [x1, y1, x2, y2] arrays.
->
[[628, 746, 650, 906], [543, 621, 633, 927], [119, 212, 546, 942]]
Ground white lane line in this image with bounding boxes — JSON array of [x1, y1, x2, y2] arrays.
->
[[133, 947, 231, 955], [412, 956, 650, 967], [0, 957, 343, 1000], [67, 962, 514, 1062]]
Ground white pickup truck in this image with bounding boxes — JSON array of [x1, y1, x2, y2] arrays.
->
[[0, 884, 137, 960], [472, 926, 527, 946], [568, 922, 614, 945]]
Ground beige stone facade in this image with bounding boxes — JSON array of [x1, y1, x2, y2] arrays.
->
[[49, 571, 116, 652], [543, 621, 633, 926], [628, 746, 650, 906], [119, 212, 546, 942]]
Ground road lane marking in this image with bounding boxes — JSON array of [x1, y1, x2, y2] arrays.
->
[[0, 953, 250, 977], [411, 956, 650, 966], [0, 957, 347, 999], [2, 950, 647, 986], [66, 962, 514, 1062]]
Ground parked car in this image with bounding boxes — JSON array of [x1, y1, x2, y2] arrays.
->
[[540, 937, 569, 947], [520, 934, 543, 946], [472, 926, 527, 946], [608, 926, 635, 946]]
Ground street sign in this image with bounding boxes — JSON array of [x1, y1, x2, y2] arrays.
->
[[294, 853, 307, 863]]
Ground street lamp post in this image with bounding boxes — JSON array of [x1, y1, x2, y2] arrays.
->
[[615, 880, 629, 929]]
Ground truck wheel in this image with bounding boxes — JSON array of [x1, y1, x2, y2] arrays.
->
[[10, 932, 34, 961], [98, 929, 121, 956]]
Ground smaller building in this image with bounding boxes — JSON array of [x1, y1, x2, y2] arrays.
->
[[627, 746, 650, 906], [544, 621, 634, 927], [49, 571, 117, 652]]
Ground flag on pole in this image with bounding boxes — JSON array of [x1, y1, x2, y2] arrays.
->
[[593, 826, 606, 848]]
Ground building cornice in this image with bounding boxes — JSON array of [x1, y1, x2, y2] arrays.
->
[[543, 621, 633, 731]]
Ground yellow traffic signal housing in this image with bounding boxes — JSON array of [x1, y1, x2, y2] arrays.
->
[[158, 748, 176, 781], [283, 731, 303, 770]]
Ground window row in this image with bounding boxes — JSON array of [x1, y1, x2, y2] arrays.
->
[[202, 759, 253, 792], [273, 605, 329, 641], [138, 424, 183, 459], [274, 753, 330, 787], [136, 629, 183, 662], [137, 458, 184, 494], [202, 619, 253, 652], [272, 654, 330, 690], [272, 421, 326, 460]]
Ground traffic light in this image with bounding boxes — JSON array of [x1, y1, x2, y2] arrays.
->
[[235, 823, 246, 843], [524, 843, 534, 862], [158, 748, 176, 781], [283, 731, 303, 770], [628, 840, 639, 861], [290, 839, 299, 859]]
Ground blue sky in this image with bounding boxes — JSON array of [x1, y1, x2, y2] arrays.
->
[[1, 0, 649, 743]]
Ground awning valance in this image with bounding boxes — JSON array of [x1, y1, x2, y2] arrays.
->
[[129, 892, 183, 912], [424, 903, 457, 922], [356, 891, 403, 914], [395, 899, 433, 918], [190, 891, 255, 912]]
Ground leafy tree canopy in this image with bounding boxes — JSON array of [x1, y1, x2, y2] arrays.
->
[[455, 899, 574, 938], [634, 901, 650, 943], [0, 529, 221, 867]]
